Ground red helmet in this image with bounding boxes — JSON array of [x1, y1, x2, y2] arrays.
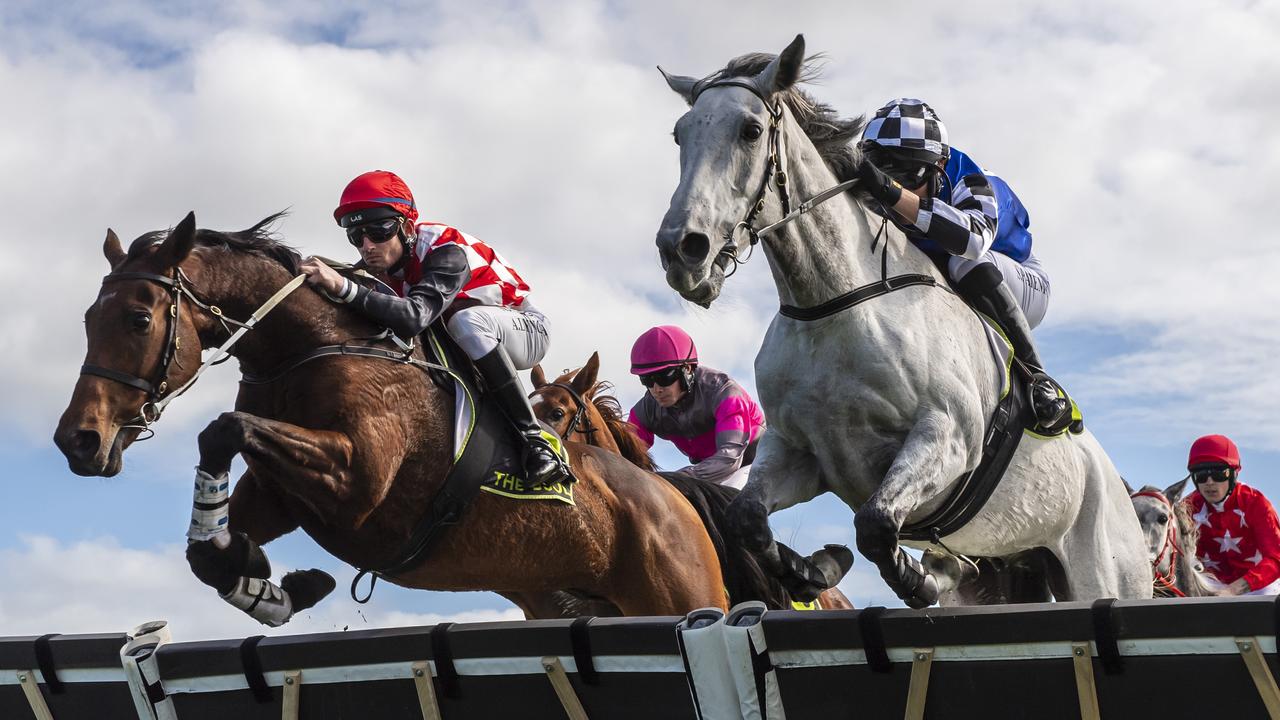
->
[[630, 325, 698, 375], [334, 170, 418, 226], [1188, 434, 1241, 471]]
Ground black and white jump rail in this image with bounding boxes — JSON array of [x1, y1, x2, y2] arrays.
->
[[3, 597, 1279, 719]]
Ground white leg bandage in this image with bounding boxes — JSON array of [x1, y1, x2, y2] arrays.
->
[[188, 468, 231, 545], [221, 576, 295, 627]]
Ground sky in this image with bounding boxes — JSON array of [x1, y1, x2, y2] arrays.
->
[[1, 0, 1279, 641]]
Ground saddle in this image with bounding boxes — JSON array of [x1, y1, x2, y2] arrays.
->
[[350, 319, 571, 597]]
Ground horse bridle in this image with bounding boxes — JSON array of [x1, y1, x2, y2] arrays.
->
[[529, 382, 596, 440], [691, 78, 860, 275], [80, 267, 305, 439], [1130, 489, 1186, 598], [689, 79, 935, 321]]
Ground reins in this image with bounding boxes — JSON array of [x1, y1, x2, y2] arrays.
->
[[1130, 490, 1187, 598], [691, 79, 938, 321]]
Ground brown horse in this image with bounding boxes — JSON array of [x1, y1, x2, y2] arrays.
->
[[530, 354, 854, 611], [53, 212, 727, 624]]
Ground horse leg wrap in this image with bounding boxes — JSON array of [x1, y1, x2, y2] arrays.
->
[[221, 576, 294, 627], [188, 468, 231, 545], [885, 548, 939, 609]]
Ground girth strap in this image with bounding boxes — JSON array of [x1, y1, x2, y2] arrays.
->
[[779, 274, 937, 321]]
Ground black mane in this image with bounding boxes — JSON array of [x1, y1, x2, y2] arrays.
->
[[700, 53, 867, 185], [126, 211, 301, 273]]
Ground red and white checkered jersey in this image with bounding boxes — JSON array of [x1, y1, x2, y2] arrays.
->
[[402, 222, 530, 307]]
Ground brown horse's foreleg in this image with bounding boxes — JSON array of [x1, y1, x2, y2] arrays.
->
[[198, 411, 395, 528], [186, 411, 355, 626]]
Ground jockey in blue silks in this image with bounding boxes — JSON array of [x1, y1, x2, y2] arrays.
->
[[854, 98, 1071, 433]]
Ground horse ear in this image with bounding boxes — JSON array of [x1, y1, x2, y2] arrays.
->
[[1164, 476, 1190, 504], [755, 34, 806, 96], [103, 229, 126, 268], [572, 352, 601, 396], [1121, 476, 1136, 496], [157, 211, 197, 267], [530, 364, 547, 389], [659, 66, 698, 106]]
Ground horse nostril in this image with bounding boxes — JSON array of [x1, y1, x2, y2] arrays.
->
[[70, 429, 101, 461], [679, 232, 711, 263]]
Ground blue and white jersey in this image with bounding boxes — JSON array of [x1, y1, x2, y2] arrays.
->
[[904, 148, 1033, 264]]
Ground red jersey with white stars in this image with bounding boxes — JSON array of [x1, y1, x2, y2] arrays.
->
[[1183, 483, 1280, 590]]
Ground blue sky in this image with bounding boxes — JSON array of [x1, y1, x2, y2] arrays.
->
[[2, 0, 1278, 638]]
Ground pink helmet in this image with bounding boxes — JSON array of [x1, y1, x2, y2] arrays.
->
[[630, 325, 698, 375]]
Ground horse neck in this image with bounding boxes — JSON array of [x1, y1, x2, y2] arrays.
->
[[189, 252, 346, 373], [578, 402, 621, 455], [759, 118, 925, 309]]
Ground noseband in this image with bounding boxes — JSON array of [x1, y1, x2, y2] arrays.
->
[[530, 382, 596, 440], [80, 268, 305, 439]]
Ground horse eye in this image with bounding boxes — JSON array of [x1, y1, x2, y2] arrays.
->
[[132, 312, 152, 331], [1157, 513, 1169, 524], [741, 122, 764, 142], [551, 408, 565, 420]]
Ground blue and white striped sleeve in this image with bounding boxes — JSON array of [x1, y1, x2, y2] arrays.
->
[[913, 174, 998, 259]]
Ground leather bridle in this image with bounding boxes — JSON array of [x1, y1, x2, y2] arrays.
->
[[530, 382, 596, 440], [80, 268, 305, 439]]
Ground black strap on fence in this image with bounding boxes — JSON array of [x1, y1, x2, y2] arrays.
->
[[238, 635, 273, 703], [570, 616, 599, 685], [1090, 598, 1124, 675], [430, 623, 460, 699], [33, 634, 64, 694], [858, 606, 892, 674]]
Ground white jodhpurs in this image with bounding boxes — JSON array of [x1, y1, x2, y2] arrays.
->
[[948, 251, 1051, 329], [446, 299, 551, 369]]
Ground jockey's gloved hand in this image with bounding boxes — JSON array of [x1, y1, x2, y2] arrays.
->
[[855, 158, 904, 207]]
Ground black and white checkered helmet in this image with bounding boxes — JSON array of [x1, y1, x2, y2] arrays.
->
[[859, 98, 950, 165]]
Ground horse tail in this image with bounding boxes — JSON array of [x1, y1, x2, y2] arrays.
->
[[589, 382, 658, 471], [658, 473, 791, 609]]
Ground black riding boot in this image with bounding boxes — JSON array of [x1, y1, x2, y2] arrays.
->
[[957, 264, 1071, 433], [475, 347, 572, 486]]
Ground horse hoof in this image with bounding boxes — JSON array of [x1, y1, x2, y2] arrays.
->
[[185, 540, 239, 594], [904, 574, 939, 609], [281, 569, 336, 611]]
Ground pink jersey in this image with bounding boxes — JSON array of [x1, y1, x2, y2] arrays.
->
[[628, 366, 765, 484]]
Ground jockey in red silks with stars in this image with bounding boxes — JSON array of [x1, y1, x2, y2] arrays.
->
[[1182, 434, 1280, 595]]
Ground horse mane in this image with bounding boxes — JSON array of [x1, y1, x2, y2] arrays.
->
[[587, 380, 657, 471], [1172, 495, 1199, 551], [698, 53, 867, 189], [126, 211, 301, 274]]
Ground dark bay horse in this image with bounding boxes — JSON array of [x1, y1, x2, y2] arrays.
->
[[53, 212, 727, 624], [531, 353, 854, 611]]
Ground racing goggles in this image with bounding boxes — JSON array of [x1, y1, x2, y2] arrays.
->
[[866, 151, 938, 189], [639, 366, 684, 388], [346, 218, 403, 247], [1191, 466, 1233, 485]]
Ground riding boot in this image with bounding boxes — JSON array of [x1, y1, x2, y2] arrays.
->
[[474, 347, 572, 486], [956, 264, 1072, 433]]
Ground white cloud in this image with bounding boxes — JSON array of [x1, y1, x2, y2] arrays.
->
[[0, 534, 521, 640], [4, 0, 1280, 633]]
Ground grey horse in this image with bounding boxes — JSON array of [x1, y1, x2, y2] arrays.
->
[[655, 35, 1150, 607], [1128, 477, 1216, 598]]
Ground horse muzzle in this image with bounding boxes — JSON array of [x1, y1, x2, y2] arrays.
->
[[657, 229, 727, 306], [54, 421, 127, 477]]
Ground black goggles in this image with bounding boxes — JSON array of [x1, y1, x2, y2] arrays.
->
[[1191, 467, 1233, 485], [867, 151, 937, 188], [346, 218, 403, 247], [639, 367, 684, 388]]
